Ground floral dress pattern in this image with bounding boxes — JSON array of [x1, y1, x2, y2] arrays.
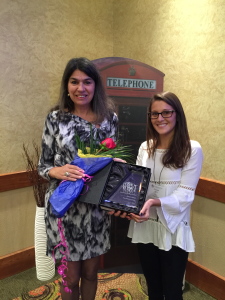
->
[[38, 110, 118, 261]]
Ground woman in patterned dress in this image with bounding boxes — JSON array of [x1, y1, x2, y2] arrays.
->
[[38, 57, 118, 300], [112, 92, 203, 300]]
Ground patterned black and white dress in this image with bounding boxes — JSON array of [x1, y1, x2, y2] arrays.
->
[[38, 110, 118, 261]]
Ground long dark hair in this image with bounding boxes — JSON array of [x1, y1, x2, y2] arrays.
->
[[146, 91, 191, 169], [53, 57, 115, 123]]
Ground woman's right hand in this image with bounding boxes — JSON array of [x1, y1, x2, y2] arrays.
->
[[49, 164, 85, 181], [108, 210, 131, 220]]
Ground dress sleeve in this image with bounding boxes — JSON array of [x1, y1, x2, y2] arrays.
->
[[111, 112, 119, 140], [38, 112, 57, 181], [157, 141, 203, 234]]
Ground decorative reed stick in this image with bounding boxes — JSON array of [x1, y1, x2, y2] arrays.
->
[[22, 142, 48, 207]]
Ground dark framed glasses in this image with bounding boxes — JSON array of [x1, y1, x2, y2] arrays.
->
[[148, 110, 176, 119]]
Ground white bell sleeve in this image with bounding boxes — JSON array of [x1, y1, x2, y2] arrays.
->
[[157, 141, 203, 234]]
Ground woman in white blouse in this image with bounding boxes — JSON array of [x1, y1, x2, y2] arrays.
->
[[126, 92, 203, 300]]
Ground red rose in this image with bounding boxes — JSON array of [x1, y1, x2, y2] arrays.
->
[[100, 138, 116, 149]]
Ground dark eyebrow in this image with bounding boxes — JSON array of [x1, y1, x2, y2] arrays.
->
[[69, 77, 93, 81], [151, 109, 173, 112]]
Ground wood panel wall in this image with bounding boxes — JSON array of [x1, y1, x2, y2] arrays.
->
[[1, 172, 225, 204]]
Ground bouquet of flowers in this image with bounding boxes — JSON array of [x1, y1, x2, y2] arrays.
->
[[50, 135, 133, 218]]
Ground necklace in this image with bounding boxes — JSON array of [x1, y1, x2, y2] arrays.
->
[[152, 152, 164, 185]]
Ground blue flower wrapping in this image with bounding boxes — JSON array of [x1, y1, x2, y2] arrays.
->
[[50, 156, 113, 217]]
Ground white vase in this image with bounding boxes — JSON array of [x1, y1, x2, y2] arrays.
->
[[34, 206, 55, 281]]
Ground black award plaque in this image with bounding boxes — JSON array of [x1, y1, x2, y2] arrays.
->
[[100, 161, 151, 214], [104, 171, 144, 209]]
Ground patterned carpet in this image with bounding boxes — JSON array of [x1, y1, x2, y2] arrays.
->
[[13, 273, 148, 300]]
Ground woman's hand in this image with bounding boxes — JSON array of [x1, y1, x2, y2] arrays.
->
[[129, 198, 161, 223], [129, 213, 148, 223], [49, 164, 85, 181], [108, 210, 131, 220], [113, 158, 126, 163], [108, 210, 149, 223]]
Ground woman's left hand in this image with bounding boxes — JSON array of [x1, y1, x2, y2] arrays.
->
[[129, 213, 149, 223], [129, 198, 161, 223]]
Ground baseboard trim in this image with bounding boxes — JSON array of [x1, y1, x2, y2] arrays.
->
[[0, 247, 35, 280], [186, 258, 225, 300]]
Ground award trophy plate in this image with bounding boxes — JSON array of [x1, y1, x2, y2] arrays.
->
[[77, 161, 151, 214], [100, 162, 151, 214]]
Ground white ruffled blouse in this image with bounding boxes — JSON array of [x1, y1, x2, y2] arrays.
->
[[128, 140, 203, 252]]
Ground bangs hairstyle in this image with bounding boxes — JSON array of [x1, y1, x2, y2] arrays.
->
[[54, 57, 114, 123], [146, 91, 191, 169]]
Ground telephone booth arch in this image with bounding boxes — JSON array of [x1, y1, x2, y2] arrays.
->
[[93, 57, 165, 159]]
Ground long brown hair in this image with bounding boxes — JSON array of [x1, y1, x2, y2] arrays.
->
[[52, 57, 115, 123], [146, 91, 191, 169]]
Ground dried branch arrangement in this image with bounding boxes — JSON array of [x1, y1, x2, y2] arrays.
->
[[22, 142, 48, 207]]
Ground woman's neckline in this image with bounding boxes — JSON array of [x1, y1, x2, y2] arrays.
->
[[69, 112, 101, 128]]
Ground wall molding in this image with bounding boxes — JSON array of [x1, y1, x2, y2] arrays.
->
[[196, 177, 225, 204], [0, 171, 47, 193], [0, 247, 35, 280], [1, 171, 225, 204], [0, 171, 32, 192], [186, 259, 225, 300], [1, 248, 224, 300]]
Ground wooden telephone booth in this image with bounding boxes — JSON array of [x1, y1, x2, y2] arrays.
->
[[92, 57, 165, 268]]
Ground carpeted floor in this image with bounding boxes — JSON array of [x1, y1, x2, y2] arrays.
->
[[12, 273, 148, 300], [0, 266, 216, 300]]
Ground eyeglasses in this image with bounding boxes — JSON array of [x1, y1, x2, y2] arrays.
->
[[148, 110, 176, 119]]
